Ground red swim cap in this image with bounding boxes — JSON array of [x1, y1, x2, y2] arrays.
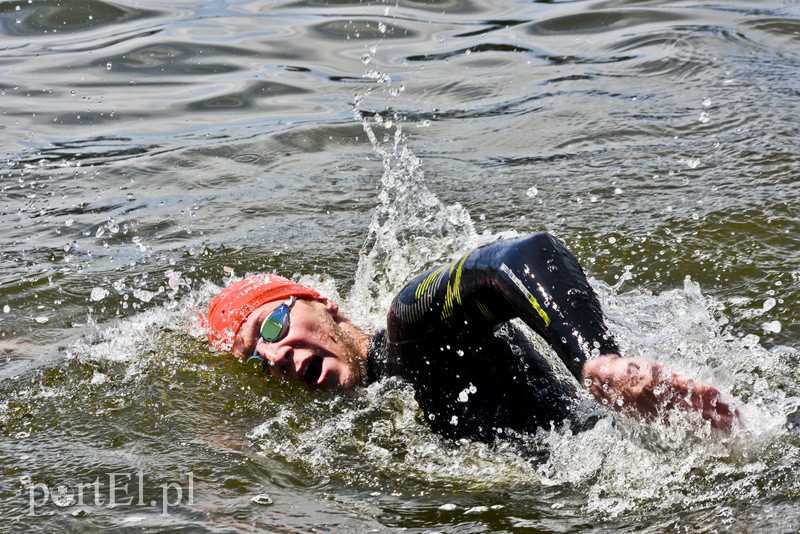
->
[[205, 274, 322, 351]]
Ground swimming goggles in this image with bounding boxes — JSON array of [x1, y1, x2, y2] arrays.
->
[[247, 296, 297, 369]]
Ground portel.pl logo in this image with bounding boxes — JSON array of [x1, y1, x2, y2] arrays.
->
[[24, 471, 194, 516]]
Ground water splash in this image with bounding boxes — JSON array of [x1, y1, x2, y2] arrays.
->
[[346, 99, 482, 328], [247, 378, 543, 492]]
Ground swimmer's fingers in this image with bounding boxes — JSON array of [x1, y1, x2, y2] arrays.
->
[[677, 379, 740, 432], [583, 355, 739, 433]]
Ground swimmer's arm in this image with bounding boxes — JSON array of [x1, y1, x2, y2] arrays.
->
[[488, 232, 618, 380], [392, 233, 739, 432], [582, 355, 739, 432], [390, 232, 617, 378], [490, 235, 739, 431]]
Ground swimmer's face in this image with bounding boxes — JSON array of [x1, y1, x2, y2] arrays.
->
[[230, 298, 366, 390]]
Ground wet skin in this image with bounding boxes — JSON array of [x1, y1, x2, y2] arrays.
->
[[230, 298, 369, 390], [583, 355, 739, 432]]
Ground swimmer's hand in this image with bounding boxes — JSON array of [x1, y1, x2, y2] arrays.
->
[[582, 355, 739, 433]]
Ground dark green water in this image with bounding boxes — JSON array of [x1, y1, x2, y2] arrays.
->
[[1, 0, 798, 531]]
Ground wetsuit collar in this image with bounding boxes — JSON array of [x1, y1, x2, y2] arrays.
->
[[365, 329, 388, 384]]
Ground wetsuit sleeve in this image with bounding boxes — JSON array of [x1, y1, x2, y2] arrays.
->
[[386, 232, 618, 381]]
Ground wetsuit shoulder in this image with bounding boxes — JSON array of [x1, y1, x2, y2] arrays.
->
[[388, 232, 618, 379], [382, 232, 618, 441]]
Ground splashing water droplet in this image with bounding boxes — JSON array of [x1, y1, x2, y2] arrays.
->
[[761, 320, 781, 334], [90, 287, 109, 301], [167, 270, 182, 290], [133, 289, 154, 303], [250, 494, 273, 505], [91, 371, 108, 385]]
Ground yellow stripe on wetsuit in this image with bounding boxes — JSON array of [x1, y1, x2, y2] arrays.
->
[[527, 295, 550, 326], [499, 263, 551, 327], [415, 265, 446, 300], [441, 254, 469, 320], [476, 300, 494, 321]]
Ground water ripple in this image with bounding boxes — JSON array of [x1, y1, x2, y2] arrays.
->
[[0, 0, 159, 37]]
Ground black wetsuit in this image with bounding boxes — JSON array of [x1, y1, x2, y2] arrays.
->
[[365, 233, 619, 442]]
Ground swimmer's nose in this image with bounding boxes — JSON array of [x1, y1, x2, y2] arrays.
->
[[256, 342, 294, 377]]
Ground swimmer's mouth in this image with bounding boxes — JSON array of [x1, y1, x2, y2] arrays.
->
[[302, 354, 323, 386]]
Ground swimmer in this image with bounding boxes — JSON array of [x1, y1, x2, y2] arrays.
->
[[205, 233, 738, 440]]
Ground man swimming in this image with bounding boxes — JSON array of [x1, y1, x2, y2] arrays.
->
[[205, 233, 737, 441]]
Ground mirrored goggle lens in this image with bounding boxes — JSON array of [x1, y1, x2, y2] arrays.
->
[[259, 306, 289, 342]]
